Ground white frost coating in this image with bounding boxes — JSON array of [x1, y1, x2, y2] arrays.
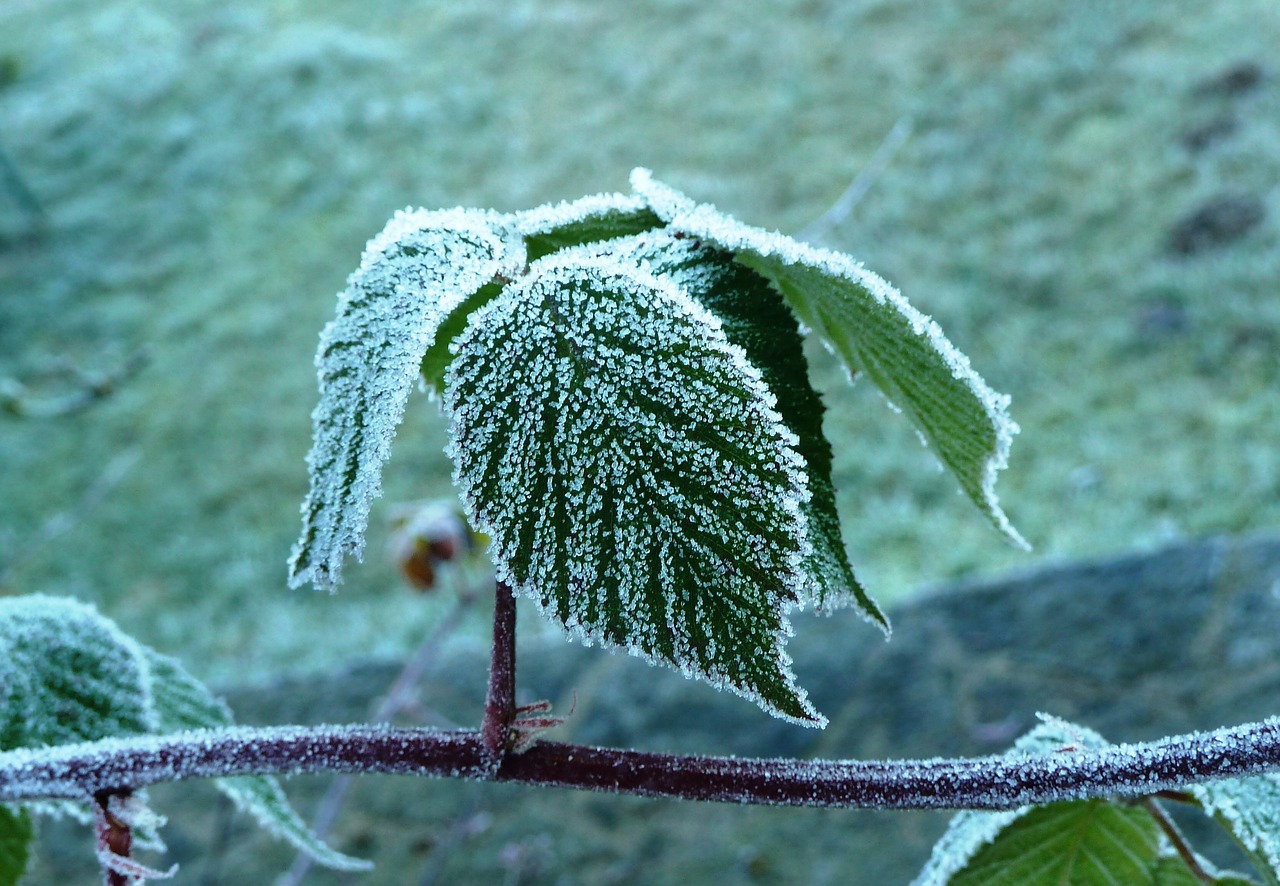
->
[[1192, 774, 1280, 877], [289, 207, 525, 592], [0, 595, 155, 745], [0, 594, 367, 871], [444, 249, 826, 725], [630, 168, 1027, 550], [912, 715, 1110, 884], [512, 191, 649, 237]]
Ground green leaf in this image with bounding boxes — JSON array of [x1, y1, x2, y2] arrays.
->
[[630, 168, 1026, 548], [289, 207, 526, 592], [514, 191, 662, 261], [444, 251, 823, 724], [576, 230, 885, 627], [1152, 855, 1260, 885], [0, 805, 31, 886], [141, 651, 371, 872], [917, 716, 1250, 886], [942, 800, 1162, 886], [1192, 775, 1280, 885], [0, 595, 369, 872]]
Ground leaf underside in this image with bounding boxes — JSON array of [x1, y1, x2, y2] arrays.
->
[[630, 168, 1025, 549], [290, 208, 524, 591], [0, 595, 368, 872], [445, 254, 822, 724]]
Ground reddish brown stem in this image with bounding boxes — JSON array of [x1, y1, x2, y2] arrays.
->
[[9, 717, 1280, 812], [480, 580, 517, 770], [94, 789, 132, 886]]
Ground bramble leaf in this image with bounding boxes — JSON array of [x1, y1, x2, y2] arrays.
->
[[573, 229, 886, 627], [0, 805, 31, 886], [290, 207, 526, 591], [630, 168, 1026, 548], [917, 716, 1249, 885], [444, 252, 823, 724], [940, 799, 1163, 886], [0, 595, 369, 872], [1192, 775, 1280, 884], [514, 191, 662, 261]]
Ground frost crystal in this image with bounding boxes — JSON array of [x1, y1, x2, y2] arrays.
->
[[1192, 774, 1280, 878], [290, 208, 525, 591], [913, 716, 1109, 885], [630, 168, 1026, 548], [444, 251, 825, 724], [0, 594, 368, 872]]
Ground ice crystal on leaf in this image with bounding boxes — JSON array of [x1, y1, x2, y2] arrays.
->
[[0, 595, 368, 873], [630, 169, 1026, 548], [291, 171, 1027, 725], [570, 229, 886, 625], [1192, 774, 1280, 880], [289, 207, 525, 591], [444, 252, 823, 724], [916, 716, 1249, 885]]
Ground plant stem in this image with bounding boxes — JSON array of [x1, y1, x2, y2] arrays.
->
[[1143, 798, 1214, 883], [481, 580, 517, 770], [94, 790, 132, 886], [8, 717, 1280, 812]]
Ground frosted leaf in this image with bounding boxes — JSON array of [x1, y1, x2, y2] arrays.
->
[[290, 208, 525, 591], [513, 191, 661, 260], [0, 804, 31, 886], [631, 169, 1027, 548], [444, 252, 824, 725], [571, 230, 886, 627], [0, 595, 368, 872], [914, 716, 1112, 886], [1192, 773, 1280, 880]]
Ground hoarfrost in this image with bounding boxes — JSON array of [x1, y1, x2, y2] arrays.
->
[[630, 168, 1027, 550], [564, 229, 887, 627], [443, 250, 825, 725], [289, 208, 525, 591], [0, 594, 368, 871], [913, 715, 1110, 885], [1192, 774, 1280, 877]]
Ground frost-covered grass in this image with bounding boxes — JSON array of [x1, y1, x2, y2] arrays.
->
[[0, 0, 1277, 685]]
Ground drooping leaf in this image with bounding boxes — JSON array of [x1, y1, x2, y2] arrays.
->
[[0, 805, 31, 886], [0, 595, 368, 872], [630, 168, 1026, 548], [572, 229, 885, 627], [1192, 775, 1280, 884], [289, 207, 526, 591], [513, 191, 662, 261], [444, 251, 823, 724]]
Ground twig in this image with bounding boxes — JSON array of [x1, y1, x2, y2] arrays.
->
[[1144, 797, 1215, 883], [800, 116, 913, 244], [9, 716, 1280, 812], [0, 349, 151, 419], [481, 581, 518, 770], [0, 445, 140, 590]]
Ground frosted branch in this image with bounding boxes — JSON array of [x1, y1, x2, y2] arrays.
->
[[5, 717, 1280, 812]]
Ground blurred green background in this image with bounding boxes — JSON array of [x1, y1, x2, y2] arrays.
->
[[1, 0, 1276, 713]]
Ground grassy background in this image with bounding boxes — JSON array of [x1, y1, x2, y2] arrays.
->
[[1, 0, 1277, 691]]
